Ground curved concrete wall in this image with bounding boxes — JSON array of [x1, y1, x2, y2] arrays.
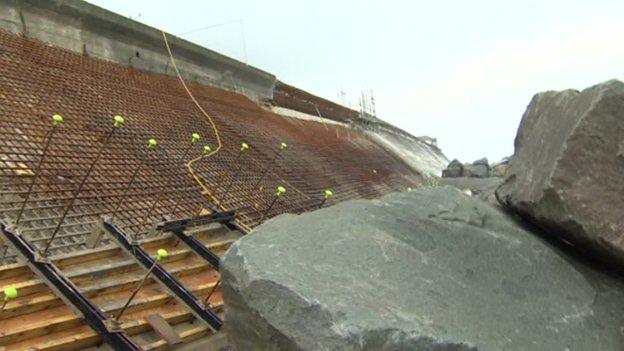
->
[[0, 0, 276, 102]]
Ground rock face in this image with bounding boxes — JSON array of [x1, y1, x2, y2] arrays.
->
[[464, 158, 489, 178], [441, 159, 463, 177], [490, 156, 511, 177], [496, 80, 624, 266], [440, 176, 502, 204], [221, 187, 624, 350], [442, 158, 490, 178]]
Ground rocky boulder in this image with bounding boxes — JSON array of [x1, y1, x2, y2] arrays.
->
[[442, 158, 491, 178], [440, 176, 502, 204], [221, 187, 624, 350], [441, 159, 463, 177], [490, 156, 511, 177], [464, 158, 489, 178], [496, 79, 624, 267]]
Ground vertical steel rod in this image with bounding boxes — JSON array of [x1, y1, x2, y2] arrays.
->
[[250, 142, 286, 192], [169, 144, 212, 217], [115, 260, 156, 320], [203, 279, 221, 306], [137, 134, 200, 236], [115, 249, 167, 321], [318, 189, 333, 209], [318, 198, 326, 209], [110, 139, 157, 220], [15, 114, 63, 224], [259, 186, 285, 223], [43, 116, 124, 255], [218, 142, 249, 207], [1, 287, 17, 313]]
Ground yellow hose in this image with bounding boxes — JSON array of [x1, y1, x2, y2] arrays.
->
[[161, 31, 252, 232]]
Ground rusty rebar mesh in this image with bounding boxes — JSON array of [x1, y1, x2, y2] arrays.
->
[[0, 29, 421, 261], [273, 81, 361, 122]]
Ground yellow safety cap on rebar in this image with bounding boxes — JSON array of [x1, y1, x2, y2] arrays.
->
[[52, 114, 63, 126], [4, 286, 17, 300], [203, 145, 212, 155], [324, 189, 333, 199], [240, 142, 250, 153], [113, 115, 125, 127], [156, 248, 168, 260], [192, 133, 201, 143], [279, 142, 288, 150], [147, 138, 157, 149], [276, 186, 286, 197]]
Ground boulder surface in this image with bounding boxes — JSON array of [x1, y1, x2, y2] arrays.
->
[[221, 187, 624, 350], [441, 159, 463, 177], [496, 80, 624, 266]]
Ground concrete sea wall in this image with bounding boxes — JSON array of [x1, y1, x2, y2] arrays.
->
[[0, 0, 276, 102]]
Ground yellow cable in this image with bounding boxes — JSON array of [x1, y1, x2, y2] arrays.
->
[[161, 31, 252, 232]]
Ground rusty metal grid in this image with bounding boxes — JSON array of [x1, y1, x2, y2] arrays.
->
[[0, 29, 420, 262]]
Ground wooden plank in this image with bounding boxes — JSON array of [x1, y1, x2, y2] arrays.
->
[[4, 300, 224, 350], [142, 326, 211, 351], [145, 314, 182, 346], [0, 262, 31, 280], [0, 235, 171, 280], [0, 261, 208, 319], [0, 278, 219, 344], [55, 235, 173, 270], [0, 227, 233, 349], [0, 234, 232, 319]]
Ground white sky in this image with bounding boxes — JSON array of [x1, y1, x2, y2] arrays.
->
[[87, 0, 624, 162]]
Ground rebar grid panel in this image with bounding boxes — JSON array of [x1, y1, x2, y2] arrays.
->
[[0, 29, 420, 262]]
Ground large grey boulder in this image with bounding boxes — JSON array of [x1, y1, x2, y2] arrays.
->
[[221, 187, 624, 350], [464, 158, 489, 178], [496, 80, 624, 267], [441, 159, 464, 177]]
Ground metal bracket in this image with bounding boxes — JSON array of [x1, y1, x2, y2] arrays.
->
[[158, 212, 236, 270], [100, 220, 223, 331], [0, 222, 140, 351], [154, 210, 236, 233]]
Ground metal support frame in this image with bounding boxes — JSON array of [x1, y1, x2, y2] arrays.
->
[[205, 204, 249, 235], [157, 211, 236, 270], [100, 220, 223, 331], [0, 222, 140, 351]]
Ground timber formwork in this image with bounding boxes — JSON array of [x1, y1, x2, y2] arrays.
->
[[0, 26, 421, 350], [0, 220, 239, 350]]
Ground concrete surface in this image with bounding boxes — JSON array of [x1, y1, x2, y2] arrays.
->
[[365, 128, 449, 177], [0, 0, 276, 102]]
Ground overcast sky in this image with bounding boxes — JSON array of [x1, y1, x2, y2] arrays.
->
[[87, 0, 624, 162]]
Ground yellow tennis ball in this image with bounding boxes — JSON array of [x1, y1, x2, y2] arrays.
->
[[279, 142, 288, 150], [192, 133, 201, 143], [276, 186, 286, 196], [113, 115, 125, 127], [156, 248, 168, 260], [52, 114, 63, 126], [241, 142, 250, 153], [203, 145, 212, 155], [147, 138, 157, 149], [4, 286, 17, 300], [324, 189, 333, 199]]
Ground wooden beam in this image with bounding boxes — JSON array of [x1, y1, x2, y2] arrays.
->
[[145, 314, 182, 346]]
